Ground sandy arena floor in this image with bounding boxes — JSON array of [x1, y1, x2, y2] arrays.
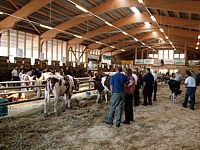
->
[[0, 84, 200, 150]]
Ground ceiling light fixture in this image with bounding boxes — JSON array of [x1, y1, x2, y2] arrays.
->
[[138, 0, 144, 4], [74, 34, 83, 38], [122, 31, 128, 35], [39, 24, 53, 30], [165, 36, 169, 40], [110, 46, 115, 48], [95, 41, 102, 44], [105, 21, 113, 26], [159, 28, 164, 32], [150, 16, 156, 22], [144, 22, 150, 25], [75, 5, 89, 13], [196, 47, 198, 49], [198, 35, 200, 39], [0, 12, 4, 15], [130, 7, 140, 14]]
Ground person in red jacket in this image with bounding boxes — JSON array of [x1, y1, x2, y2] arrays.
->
[[123, 69, 135, 124]]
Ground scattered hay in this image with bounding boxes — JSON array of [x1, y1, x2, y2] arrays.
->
[[0, 86, 200, 149]]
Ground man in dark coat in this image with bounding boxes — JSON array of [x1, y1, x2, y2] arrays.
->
[[142, 68, 154, 106]]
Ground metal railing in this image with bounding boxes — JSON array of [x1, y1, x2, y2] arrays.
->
[[0, 78, 95, 107]]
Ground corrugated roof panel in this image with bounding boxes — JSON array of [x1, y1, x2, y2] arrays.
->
[[179, 12, 189, 19], [191, 13, 200, 21]]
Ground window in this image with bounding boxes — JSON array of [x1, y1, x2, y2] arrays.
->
[[174, 54, 179, 58], [42, 41, 47, 59], [158, 69, 168, 74], [158, 50, 163, 59], [47, 40, 52, 64], [10, 30, 16, 57], [57, 40, 62, 61], [0, 31, 8, 56], [62, 42, 67, 63], [18, 31, 24, 52], [69, 50, 72, 62], [53, 39, 57, 60], [149, 54, 153, 58], [164, 50, 168, 60], [169, 50, 174, 59], [33, 35, 39, 59], [26, 33, 32, 58], [154, 54, 158, 58], [180, 54, 185, 58]]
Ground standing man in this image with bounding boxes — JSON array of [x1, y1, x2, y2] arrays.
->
[[105, 67, 131, 127], [132, 70, 139, 106], [123, 69, 135, 124], [152, 70, 158, 101], [142, 68, 154, 106], [11, 66, 19, 86], [134, 68, 142, 105], [175, 69, 183, 82], [182, 71, 196, 110]]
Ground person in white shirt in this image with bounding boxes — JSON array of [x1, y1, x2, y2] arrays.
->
[[152, 70, 158, 101], [132, 70, 139, 106], [175, 69, 183, 82], [182, 71, 196, 110], [11, 66, 19, 86]]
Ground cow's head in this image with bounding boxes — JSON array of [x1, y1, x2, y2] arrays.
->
[[73, 79, 80, 91]]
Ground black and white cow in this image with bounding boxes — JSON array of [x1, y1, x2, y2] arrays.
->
[[168, 79, 182, 103]]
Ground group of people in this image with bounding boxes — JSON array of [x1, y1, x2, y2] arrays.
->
[[105, 67, 154, 127], [105, 67, 199, 127]]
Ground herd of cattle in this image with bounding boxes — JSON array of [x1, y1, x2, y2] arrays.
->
[[1, 70, 184, 116], [1, 71, 111, 116]]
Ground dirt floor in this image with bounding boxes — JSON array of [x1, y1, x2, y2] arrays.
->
[[0, 84, 200, 150]]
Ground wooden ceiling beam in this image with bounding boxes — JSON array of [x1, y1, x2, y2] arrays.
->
[[68, 13, 151, 45], [88, 24, 157, 49], [145, 0, 200, 14], [88, 24, 199, 49], [0, 0, 52, 33], [69, 12, 200, 45], [102, 31, 197, 55], [154, 14, 200, 30]]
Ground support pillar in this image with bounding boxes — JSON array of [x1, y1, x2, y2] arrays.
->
[[135, 47, 137, 60], [141, 50, 144, 59], [184, 43, 188, 65]]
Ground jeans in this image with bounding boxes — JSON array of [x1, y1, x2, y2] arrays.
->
[[183, 87, 196, 109], [107, 92, 125, 125]]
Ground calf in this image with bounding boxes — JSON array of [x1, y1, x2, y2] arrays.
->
[[94, 75, 110, 103], [44, 75, 79, 116], [168, 79, 181, 103]]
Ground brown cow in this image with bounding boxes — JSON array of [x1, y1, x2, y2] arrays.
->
[[44, 75, 79, 116], [94, 75, 110, 103]]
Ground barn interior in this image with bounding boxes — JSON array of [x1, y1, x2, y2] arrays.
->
[[0, 0, 200, 149]]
